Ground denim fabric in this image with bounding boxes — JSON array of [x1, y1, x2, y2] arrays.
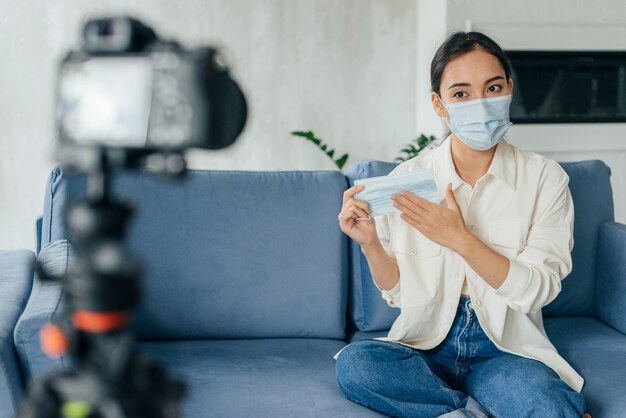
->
[[335, 296, 586, 418]]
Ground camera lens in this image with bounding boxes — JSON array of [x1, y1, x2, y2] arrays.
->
[[98, 21, 115, 37]]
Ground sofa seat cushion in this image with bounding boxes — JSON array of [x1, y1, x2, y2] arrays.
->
[[346, 317, 626, 418], [139, 338, 385, 417], [346, 329, 388, 343], [544, 316, 626, 418]]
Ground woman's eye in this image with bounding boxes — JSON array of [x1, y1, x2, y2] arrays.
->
[[453, 91, 468, 99], [488, 85, 502, 93]]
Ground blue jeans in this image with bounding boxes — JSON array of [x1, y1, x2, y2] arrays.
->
[[335, 296, 586, 418]]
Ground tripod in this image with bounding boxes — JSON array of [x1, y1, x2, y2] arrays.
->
[[18, 148, 186, 418]]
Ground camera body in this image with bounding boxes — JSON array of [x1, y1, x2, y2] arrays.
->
[[56, 17, 247, 170]]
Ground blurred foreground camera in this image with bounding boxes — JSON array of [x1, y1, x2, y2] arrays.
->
[[18, 16, 248, 418], [56, 16, 247, 173]]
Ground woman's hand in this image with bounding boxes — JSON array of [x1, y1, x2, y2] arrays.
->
[[338, 185, 379, 247], [391, 182, 470, 253]]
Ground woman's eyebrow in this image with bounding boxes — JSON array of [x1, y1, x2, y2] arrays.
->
[[448, 82, 470, 90], [447, 75, 505, 90], [484, 75, 504, 84]]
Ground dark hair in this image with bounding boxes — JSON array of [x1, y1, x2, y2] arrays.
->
[[430, 31, 512, 95]]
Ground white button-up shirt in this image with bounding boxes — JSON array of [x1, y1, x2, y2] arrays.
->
[[334, 135, 584, 392]]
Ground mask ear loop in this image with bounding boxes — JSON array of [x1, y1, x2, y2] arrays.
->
[[435, 93, 452, 142], [505, 80, 513, 101], [502, 80, 514, 142], [436, 92, 447, 108]]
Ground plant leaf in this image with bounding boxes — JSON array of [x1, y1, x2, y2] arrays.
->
[[292, 129, 350, 170], [335, 154, 349, 169]]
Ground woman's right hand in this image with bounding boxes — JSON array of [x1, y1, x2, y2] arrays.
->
[[338, 185, 379, 247]]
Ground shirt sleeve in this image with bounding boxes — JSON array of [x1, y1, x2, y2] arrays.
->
[[375, 211, 395, 258], [494, 161, 574, 314], [369, 212, 401, 308]]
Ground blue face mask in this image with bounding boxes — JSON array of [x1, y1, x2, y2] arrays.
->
[[438, 94, 513, 151], [354, 170, 440, 218]]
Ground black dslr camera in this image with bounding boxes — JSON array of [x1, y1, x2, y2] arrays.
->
[[18, 16, 247, 418], [56, 16, 247, 172]]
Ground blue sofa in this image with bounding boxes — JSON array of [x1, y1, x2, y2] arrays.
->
[[1, 159, 625, 417]]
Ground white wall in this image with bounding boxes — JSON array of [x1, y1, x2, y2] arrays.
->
[[0, 0, 418, 250], [415, 0, 448, 137], [2, 0, 624, 251]]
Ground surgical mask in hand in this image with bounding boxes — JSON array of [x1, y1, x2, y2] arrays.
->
[[439, 94, 513, 151], [353, 170, 440, 218]]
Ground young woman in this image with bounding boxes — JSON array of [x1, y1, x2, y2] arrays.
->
[[335, 32, 589, 418]]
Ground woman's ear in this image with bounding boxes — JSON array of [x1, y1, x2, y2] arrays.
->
[[507, 78, 514, 98], [431, 91, 447, 118]]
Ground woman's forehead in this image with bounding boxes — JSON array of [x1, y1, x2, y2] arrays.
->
[[441, 49, 506, 89]]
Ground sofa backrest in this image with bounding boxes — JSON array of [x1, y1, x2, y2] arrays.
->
[[38, 167, 349, 341], [345, 158, 614, 332], [343, 161, 401, 332], [543, 160, 614, 317]]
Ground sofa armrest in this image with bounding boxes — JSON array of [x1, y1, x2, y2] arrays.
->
[[14, 240, 72, 388], [596, 222, 626, 334], [0, 250, 34, 417]]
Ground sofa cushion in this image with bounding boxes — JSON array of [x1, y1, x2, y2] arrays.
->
[[0, 250, 35, 416], [14, 240, 72, 382], [542, 161, 614, 317], [343, 161, 400, 332], [38, 167, 349, 341], [595, 222, 626, 334], [345, 329, 388, 343], [139, 338, 385, 417], [544, 316, 626, 418], [344, 159, 614, 330]]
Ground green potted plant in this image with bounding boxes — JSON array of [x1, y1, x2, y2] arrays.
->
[[290, 131, 438, 170], [291, 131, 349, 170]]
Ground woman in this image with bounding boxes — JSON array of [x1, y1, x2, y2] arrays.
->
[[335, 31, 589, 418]]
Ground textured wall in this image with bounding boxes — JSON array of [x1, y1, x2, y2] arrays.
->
[[0, 0, 418, 250], [3, 0, 625, 251]]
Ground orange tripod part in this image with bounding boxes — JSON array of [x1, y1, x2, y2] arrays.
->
[[72, 310, 130, 333], [40, 324, 68, 358]]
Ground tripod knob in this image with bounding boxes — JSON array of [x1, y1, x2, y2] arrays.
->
[[40, 324, 68, 358]]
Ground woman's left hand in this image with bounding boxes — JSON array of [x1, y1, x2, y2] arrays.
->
[[391, 182, 469, 253]]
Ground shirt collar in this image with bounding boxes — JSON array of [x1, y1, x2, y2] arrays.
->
[[487, 138, 517, 191], [432, 135, 517, 192]]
